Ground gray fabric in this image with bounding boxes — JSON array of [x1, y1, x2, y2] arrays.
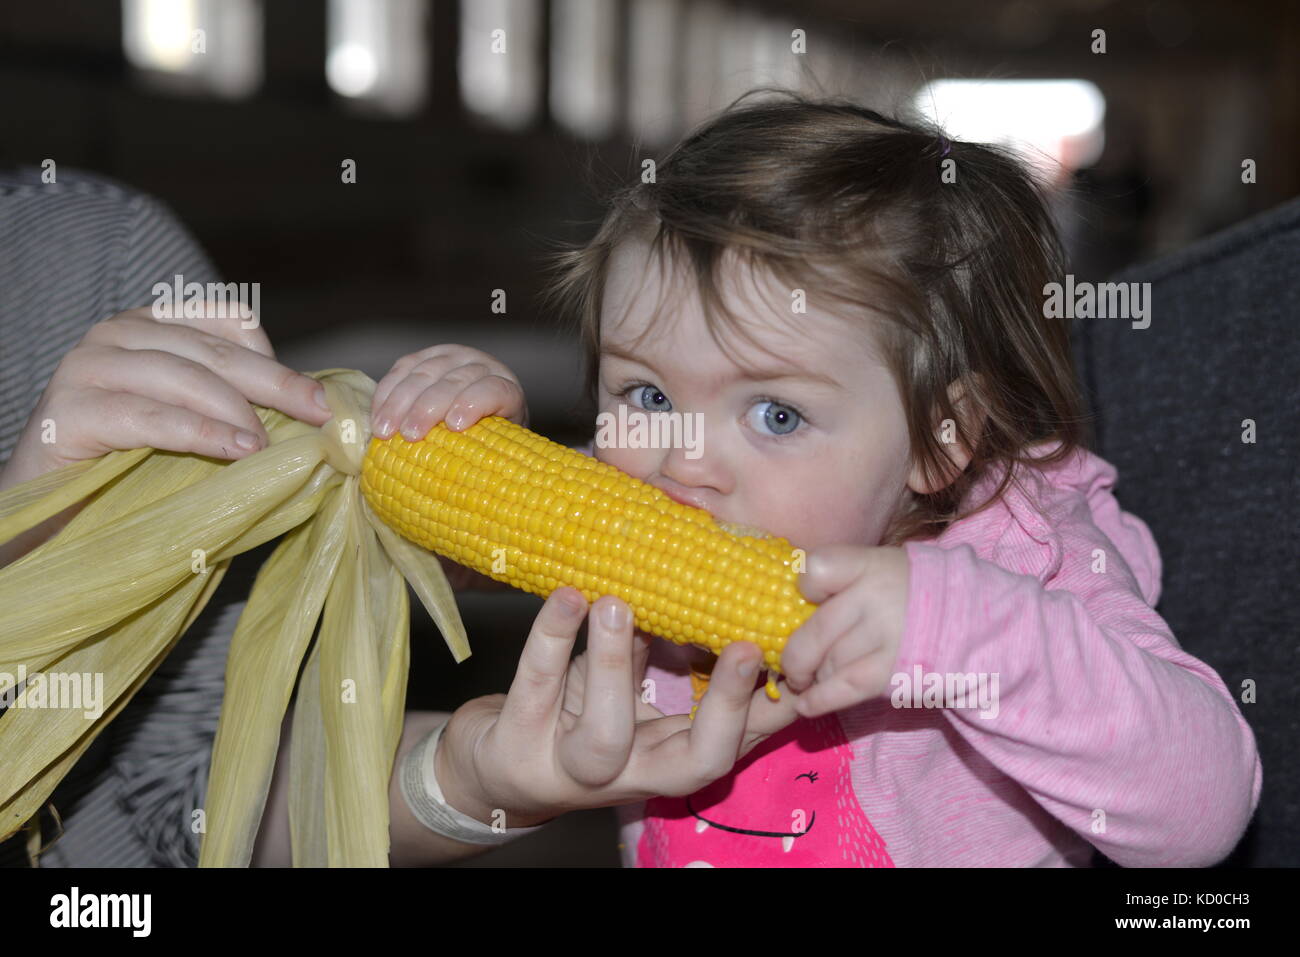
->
[[0, 167, 240, 867], [1073, 197, 1300, 867]]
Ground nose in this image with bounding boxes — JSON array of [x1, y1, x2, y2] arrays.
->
[[657, 442, 726, 504]]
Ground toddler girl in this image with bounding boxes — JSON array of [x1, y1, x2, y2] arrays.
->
[[376, 91, 1261, 867]]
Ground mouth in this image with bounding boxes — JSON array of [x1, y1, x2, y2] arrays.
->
[[657, 485, 709, 512], [653, 485, 765, 538], [685, 795, 816, 853]]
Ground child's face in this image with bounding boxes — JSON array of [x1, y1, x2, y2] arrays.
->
[[595, 239, 916, 550]]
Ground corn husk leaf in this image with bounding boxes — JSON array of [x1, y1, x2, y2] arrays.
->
[[0, 433, 322, 662], [198, 483, 351, 866], [0, 559, 228, 840], [288, 634, 329, 867], [318, 483, 389, 866], [0, 367, 470, 865], [365, 508, 470, 663], [0, 447, 151, 546]]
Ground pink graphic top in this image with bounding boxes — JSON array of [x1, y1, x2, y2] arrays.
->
[[572, 439, 1263, 867]]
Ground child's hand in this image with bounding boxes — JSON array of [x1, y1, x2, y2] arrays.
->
[[780, 544, 911, 719], [369, 344, 528, 591], [434, 588, 800, 828], [369, 344, 528, 441]]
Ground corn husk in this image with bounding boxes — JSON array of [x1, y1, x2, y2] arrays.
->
[[0, 368, 469, 867]]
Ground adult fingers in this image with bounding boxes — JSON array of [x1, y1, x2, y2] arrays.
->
[[107, 304, 276, 359], [558, 596, 636, 787], [73, 388, 272, 460], [498, 587, 589, 734], [85, 311, 331, 427], [66, 345, 274, 446]]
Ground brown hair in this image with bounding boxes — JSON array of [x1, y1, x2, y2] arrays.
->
[[538, 89, 1093, 546]]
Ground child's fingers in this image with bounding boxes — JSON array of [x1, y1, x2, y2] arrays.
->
[[798, 544, 873, 603], [443, 375, 528, 430], [370, 367, 450, 438], [374, 363, 491, 440], [737, 682, 801, 749], [780, 591, 866, 693], [631, 627, 655, 680], [370, 351, 459, 421], [499, 587, 588, 733], [391, 368, 492, 440], [789, 654, 886, 719], [627, 628, 662, 722], [680, 641, 764, 784], [559, 596, 637, 787]]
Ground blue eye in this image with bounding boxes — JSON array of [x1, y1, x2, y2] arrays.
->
[[749, 400, 801, 436], [631, 384, 672, 412]]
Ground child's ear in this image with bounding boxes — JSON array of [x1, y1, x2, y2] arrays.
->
[[906, 374, 986, 496]]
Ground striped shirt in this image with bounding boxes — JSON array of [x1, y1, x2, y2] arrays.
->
[[0, 167, 249, 867]]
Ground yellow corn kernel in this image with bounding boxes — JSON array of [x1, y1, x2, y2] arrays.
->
[[359, 416, 815, 699]]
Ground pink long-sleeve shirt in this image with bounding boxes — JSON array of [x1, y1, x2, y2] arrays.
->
[[576, 438, 1262, 867]]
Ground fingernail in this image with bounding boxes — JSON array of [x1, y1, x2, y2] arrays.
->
[[313, 385, 330, 412], [235, 430, 260, 451], [446, 410, 466, 430], [600, 600, 628, 629], [401, 422, 423, 440], [738, 657, 757, 678], [559, 591, 586, 615], [374, 416, 391, 437]]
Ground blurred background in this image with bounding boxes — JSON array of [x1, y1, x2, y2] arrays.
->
[[1, 0, 1294, 865]]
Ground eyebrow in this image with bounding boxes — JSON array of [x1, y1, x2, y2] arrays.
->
[[600, 342, 844, 389]]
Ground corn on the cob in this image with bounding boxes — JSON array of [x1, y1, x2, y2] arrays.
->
[[360, 415, 815, 700]]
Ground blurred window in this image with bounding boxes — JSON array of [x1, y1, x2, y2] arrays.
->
[[122, 0, 262, 98], [913, 79, 1106, 179], [681, 3, 806, 132], [327, 0, 429, 116], [550, 0, 618, 140], [628, 0, 679, 147], [460, 0, 542, 131]]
